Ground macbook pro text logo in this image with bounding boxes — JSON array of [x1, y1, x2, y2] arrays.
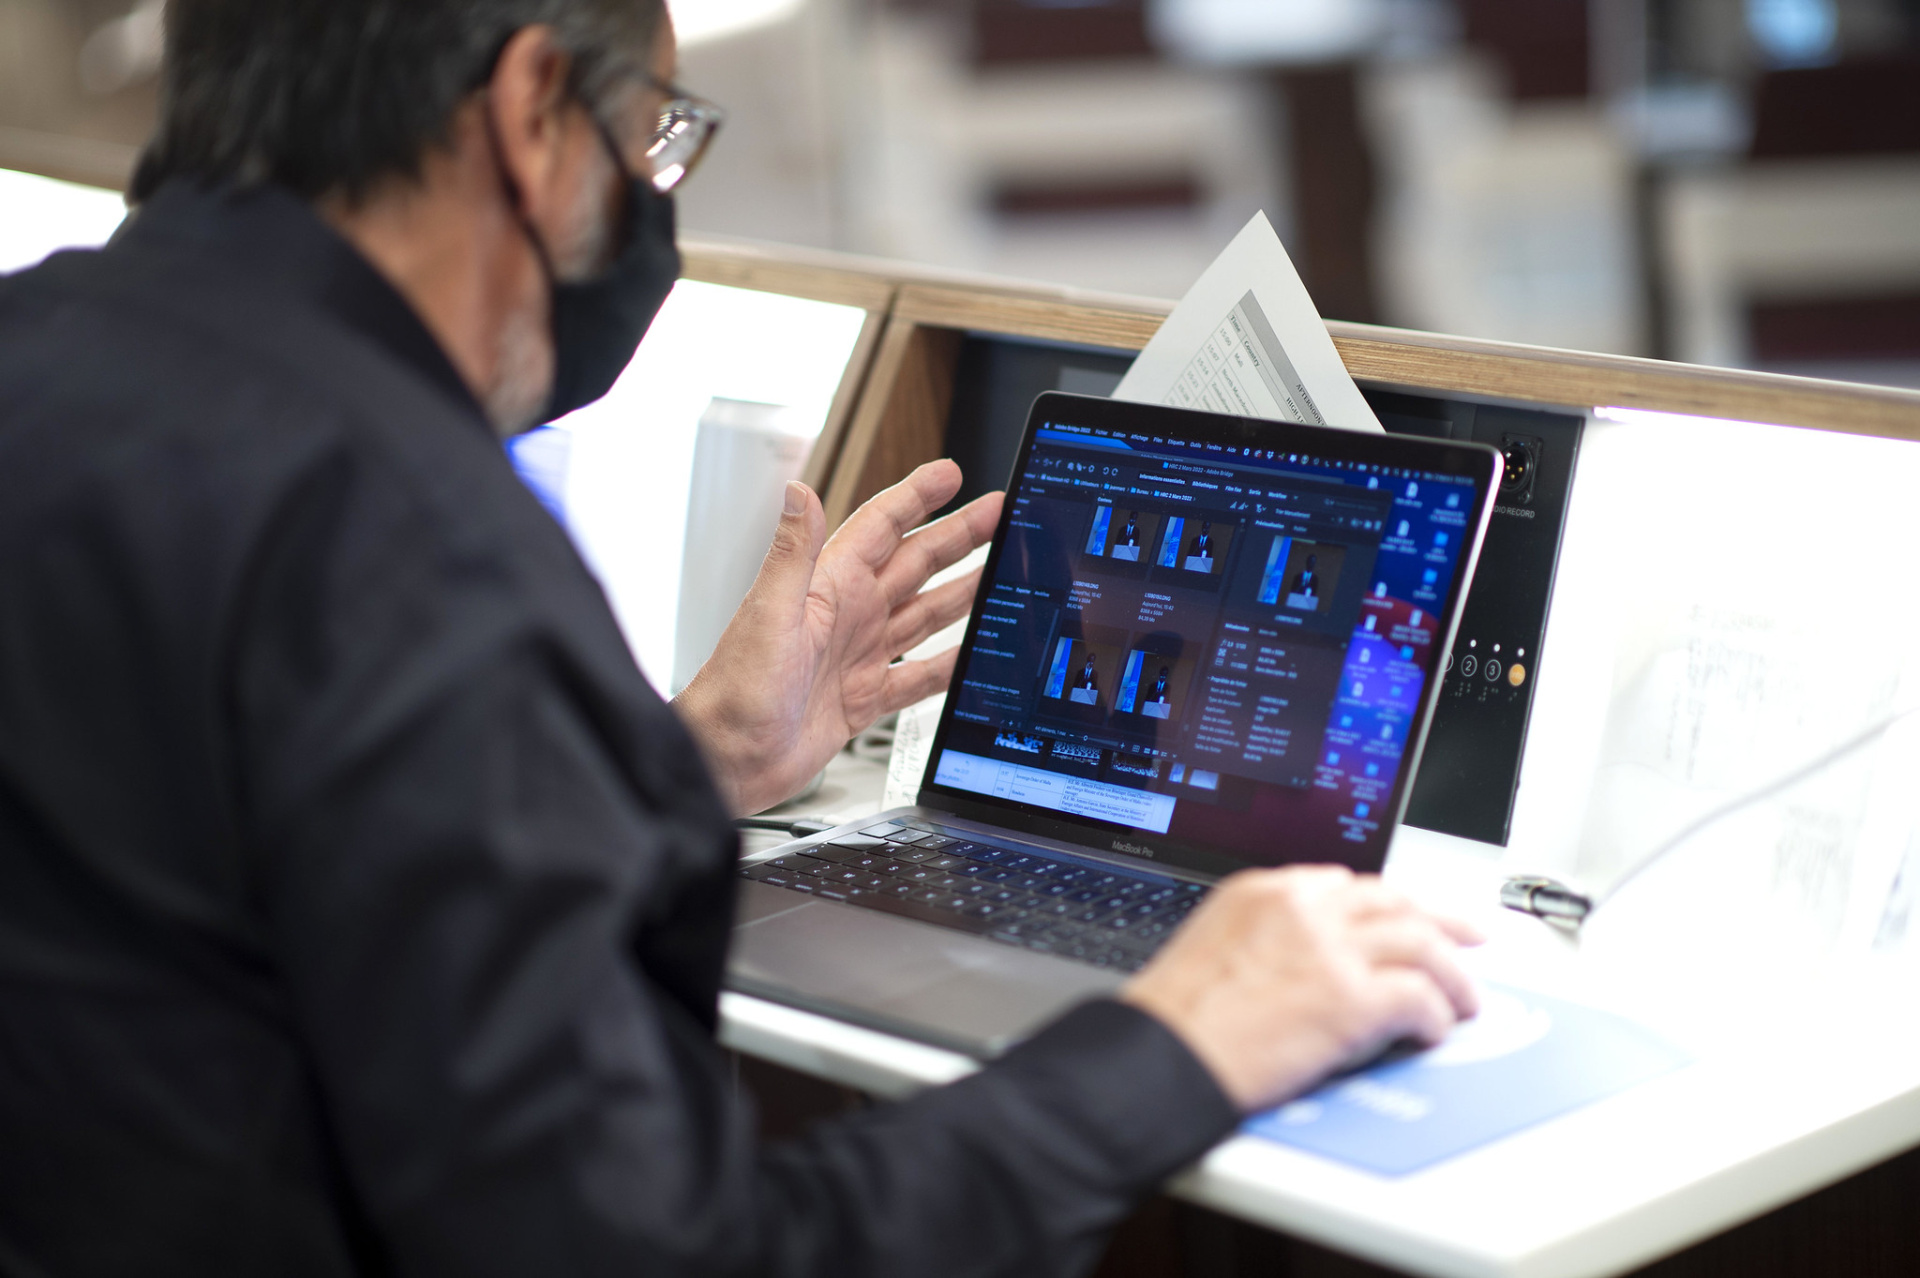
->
[[1112, 840, 1156, 858]]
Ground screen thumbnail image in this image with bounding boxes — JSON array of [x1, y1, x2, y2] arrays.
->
[[1115, 651, 1197, 722], [1155, 515, 1235, 576], [1106, 509, 1161, 563], [1042, 636, 1127, 709], [1256, 536, 1346, 613]]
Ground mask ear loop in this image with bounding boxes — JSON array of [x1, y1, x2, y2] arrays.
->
[[486, 88, 638, 284], [480, 89, 562, 292]]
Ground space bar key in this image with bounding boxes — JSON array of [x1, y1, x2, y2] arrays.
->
[[856, 891, 994, 935]]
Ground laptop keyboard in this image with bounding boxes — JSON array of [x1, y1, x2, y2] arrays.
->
[[739, 819, 1207, 973]]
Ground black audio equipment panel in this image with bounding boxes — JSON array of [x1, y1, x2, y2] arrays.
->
[[1366, 388, 1584, 846], [935, 331, 1583, 847], [939, 334, 1136, 513]]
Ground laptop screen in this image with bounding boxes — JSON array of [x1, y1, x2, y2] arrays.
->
[[921, 392, 1500, 876]]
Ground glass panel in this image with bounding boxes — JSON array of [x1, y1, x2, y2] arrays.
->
[[0, 168, 126, 273], [546, 280, 870, 692]]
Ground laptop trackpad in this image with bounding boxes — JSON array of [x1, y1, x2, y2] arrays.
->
[[729, 883, 1125, 1057]]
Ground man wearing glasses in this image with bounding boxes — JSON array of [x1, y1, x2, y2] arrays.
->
[[0, 2, 1477, 1274]]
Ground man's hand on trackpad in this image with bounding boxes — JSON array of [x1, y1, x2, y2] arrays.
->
[[1121, 866, 1482, 1113]]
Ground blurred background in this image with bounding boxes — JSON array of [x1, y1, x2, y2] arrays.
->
[[6, 0, 1920, 691], [7, 0, 1920, 381]]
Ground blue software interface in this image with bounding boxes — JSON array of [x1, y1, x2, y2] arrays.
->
[[928, 417, 1479, 868]]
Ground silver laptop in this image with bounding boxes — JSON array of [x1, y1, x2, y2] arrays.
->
[[728, 392, 1501, 1056]]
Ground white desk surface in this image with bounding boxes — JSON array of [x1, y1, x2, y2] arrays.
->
[[727, 751, 1920, 1278]]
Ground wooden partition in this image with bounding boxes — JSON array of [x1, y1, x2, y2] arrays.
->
[[682, 234, 1920, 528]]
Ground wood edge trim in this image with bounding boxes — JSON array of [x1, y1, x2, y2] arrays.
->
[[893, 285, 1166, 352], [681, 235, 1175, 319], [802, 308, 892, 494], [678, 244, 895, 312], [1332, 331, 1920, 438], [822, 316, 923, 526], [0, 127, 137, 192]]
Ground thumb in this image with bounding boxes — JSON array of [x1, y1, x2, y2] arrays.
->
[[746, 480, 826, 618]]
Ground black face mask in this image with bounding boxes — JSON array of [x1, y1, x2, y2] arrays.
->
[[540, 161, 680, 423], [495, 108, 682, 427]]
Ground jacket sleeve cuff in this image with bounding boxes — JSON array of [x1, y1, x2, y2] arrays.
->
[[987, 996, 1240, 1188]]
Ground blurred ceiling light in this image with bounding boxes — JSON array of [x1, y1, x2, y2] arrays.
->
[[78, 0, 165, 95], [1148, 0, 1386, 64], [1744, 0, 1838, 67], [668, 0, 806, 47]]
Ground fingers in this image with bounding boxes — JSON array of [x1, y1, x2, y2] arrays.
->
[[876, 491, 1003, 605], [744, 480, 828, 619], [836, 461, 967, 566], [883, 571, 981, 658], [1431, 912, 1486, 947], [879, 649, 960, 715], [1353, 918, 1480, 1021], [1371, 969, 1462, 1048]]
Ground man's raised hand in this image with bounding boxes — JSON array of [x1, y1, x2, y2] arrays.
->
[[672, 460, 1001, 817]]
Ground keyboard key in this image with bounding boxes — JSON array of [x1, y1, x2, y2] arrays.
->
[[949, 862, 991, 878], [887, 845, 936, 863], [743, 866, 797, 888], [924, 854, 968, 871], [860, 822, 907, 838], [766, 855, 813, 872], [910, 835, 960, 851], [969, 847, 1011, 864], [809, 845, 866, 865], [826, 834, 889, 852], [795, 860, 835, 877]]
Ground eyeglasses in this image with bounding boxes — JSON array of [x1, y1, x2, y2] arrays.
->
[[639, 75, 724, 194]]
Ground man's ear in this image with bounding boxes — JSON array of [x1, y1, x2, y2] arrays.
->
[[484, 25, 578, 223]]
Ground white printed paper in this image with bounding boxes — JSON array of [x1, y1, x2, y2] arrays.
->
[[1114, 212, 1382, 433]]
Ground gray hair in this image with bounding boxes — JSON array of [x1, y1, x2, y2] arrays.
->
[[131, 0, 667, 202]]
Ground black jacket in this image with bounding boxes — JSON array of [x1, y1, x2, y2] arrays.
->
[[0, 182, 1236, 1277]]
